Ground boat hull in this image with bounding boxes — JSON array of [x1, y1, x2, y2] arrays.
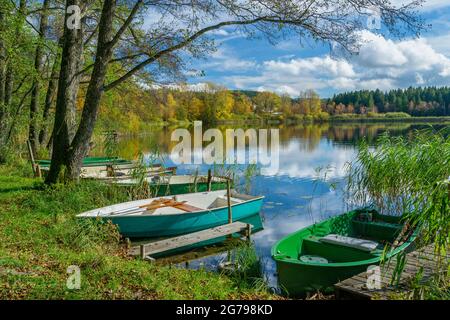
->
[[37, 156, 132, 168], [272, 209, 417, 296], [99, 197, 263, 238], [275, 253, 380, 295]]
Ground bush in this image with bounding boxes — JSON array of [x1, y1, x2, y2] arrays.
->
[[384, 112, 411, 118], [367, 112, 382, 118], [315, 112, 330, 121], [332, 113, 359, 120], [304, 115, 314, 122]]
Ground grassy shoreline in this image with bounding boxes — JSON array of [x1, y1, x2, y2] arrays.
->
[[0, 163, 274, 299]]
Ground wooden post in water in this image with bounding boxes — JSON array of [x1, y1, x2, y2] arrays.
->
[[227, 178, 233, 224], [207, 169, 212, 192], [246, 223, 252, 242], [193, 170, 198, 192]]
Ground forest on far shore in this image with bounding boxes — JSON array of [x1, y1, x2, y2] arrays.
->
[[97, 84, 450, 132]]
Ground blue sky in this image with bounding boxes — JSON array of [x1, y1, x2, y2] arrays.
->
[[179, 1, 450, 98]]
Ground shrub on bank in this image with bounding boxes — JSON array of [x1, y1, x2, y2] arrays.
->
[[384, 112, 412, 118]]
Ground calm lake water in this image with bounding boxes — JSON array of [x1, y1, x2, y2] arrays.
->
[[114, 122, 449, 291]]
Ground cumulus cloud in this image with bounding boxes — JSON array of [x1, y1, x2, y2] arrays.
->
[[218, 31, 450, 96], [202, 46, 256, 72]]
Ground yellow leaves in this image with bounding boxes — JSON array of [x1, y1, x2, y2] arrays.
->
[[215, 90, 234, 119], [254, 91, 282, 113], [126, 113, 141, 133], [189, 97, 204, 119], [233, 94, 252, 115]]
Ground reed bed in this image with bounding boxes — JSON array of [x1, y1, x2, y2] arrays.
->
[[346, 128, 450, 253]]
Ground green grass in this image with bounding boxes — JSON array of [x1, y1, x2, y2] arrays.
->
[[0, 163, 274, 299]]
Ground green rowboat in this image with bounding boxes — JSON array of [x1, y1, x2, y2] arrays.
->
[[271, 208, 417, 296], [36, 156, 132, 168]]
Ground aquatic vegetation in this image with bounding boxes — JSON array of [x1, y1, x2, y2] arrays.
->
[[346, 128, 450, 253], [219, 243, 269, 293]]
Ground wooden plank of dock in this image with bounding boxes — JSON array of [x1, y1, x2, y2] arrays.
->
[[129, 222, 252, 259], [334, 244, 449, 299]]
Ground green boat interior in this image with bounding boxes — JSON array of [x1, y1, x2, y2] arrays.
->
[[275, 209, 409, 265]]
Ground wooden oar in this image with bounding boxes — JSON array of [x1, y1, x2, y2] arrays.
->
[[111, 200, 204, 216], [110, 198, 178, 216]]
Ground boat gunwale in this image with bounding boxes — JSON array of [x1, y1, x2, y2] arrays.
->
[[76, 190, 265, 218], [109, 175, 228, 186]]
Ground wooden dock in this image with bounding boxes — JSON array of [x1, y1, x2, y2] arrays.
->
[[334, 244, 449, 299], [129, 222, 252, 260]]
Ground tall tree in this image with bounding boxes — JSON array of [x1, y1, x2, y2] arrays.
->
[[28, 0, 50, 156]]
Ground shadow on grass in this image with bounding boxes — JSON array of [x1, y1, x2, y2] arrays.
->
[[0, 184, 44, 194]]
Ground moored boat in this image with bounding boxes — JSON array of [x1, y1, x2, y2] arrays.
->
[[36, 156, 132, 168], [107, 175, 228, 196], [38, 158, 176, 179], [81, 163, 176, 179], [77, 190, 264, 238], [271, 208, 417, 296]]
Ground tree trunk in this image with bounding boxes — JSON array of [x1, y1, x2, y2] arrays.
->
[[38, 41, 61, 146], [65, 0, 116, 180], [4, 63, 12, 106], [45, 0, 84, 184], [29, 0, 50, 156], [39, 56, 58, 145], [0, 8, 5, 164], [0, 9, 5, 127]]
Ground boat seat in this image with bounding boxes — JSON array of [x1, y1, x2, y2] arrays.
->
[[319, 234, 379, 252]]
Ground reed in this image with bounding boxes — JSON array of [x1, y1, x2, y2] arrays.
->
[[220, 242, 269, 292], [346, 128, 450, 253]]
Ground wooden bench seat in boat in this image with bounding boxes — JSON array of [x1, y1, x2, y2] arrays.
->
[[319, 234, 379, 252], [298, 236, 380, 263]]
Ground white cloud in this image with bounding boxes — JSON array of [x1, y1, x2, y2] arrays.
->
[[356, 31, 408, 67], [264, 56, 356, 78], [218, 31, 450, 96], [201, 46, 256, 72], [426, 34, 450, 55]]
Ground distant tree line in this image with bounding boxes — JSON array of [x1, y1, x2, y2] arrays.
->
[[102, 85, 450, 130], [98, 85, 331, 129], [328, 87, 450, 116]]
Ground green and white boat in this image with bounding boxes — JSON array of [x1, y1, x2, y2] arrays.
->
[[82, 163, 176, 179], [271, 208, 417, 296], [38, 156, 176, 179], [77, 189, 264, 238], [36, 156, 132, 168], [107, 175, 228, 196]]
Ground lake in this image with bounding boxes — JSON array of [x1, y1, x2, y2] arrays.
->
[[114, 121, 449, 292]]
